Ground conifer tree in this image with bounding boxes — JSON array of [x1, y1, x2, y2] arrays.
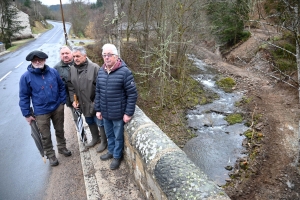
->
[[0, 0, 26, 48]]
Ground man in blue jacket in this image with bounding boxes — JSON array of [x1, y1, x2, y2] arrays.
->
[[19, 50, 71, 166], [95, 44, 138, 170]]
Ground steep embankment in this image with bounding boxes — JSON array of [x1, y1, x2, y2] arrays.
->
[[196, 28, 300, 199]]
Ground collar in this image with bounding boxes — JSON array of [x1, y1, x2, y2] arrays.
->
[[104, 59, 122, 74]]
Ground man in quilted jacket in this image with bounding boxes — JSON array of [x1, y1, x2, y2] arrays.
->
[[95, 43, 138, 170]]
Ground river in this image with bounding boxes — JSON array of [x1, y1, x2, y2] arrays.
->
[[183, 55, 249, 186]]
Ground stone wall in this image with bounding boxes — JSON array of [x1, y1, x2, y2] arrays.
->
[[124, 106, 230, 200]]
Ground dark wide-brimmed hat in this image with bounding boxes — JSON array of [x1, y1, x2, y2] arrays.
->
[[26, 50, 48, 61]]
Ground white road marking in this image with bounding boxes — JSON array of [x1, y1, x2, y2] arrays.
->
[[15, 62, 24, 68], [46, 29, 61, 43], [0, 71, 12, 82]]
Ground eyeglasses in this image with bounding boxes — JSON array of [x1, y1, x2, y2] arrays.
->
[[102, 53, 115, 58], [32, 58, 45, 63]]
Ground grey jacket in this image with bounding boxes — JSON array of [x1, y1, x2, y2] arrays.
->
[[67, 59, 100, 117], [54, 60, 73, 107]]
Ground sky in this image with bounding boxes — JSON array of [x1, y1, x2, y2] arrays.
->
[[39, 0, 97, 6]]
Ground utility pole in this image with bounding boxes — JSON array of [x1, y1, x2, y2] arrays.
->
[[59, 0, 68, 45]]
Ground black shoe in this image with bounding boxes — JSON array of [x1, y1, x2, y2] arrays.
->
[[110, 158, 121, 170], [49, 156, 59, 166], [58, 148, 72, 157], [100, 152, 113, 161]]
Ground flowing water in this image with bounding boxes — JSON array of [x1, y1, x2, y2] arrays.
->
[[183, 55, 248, 186]]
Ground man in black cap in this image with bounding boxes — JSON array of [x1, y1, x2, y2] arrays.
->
[[19, 50, 72, 166]]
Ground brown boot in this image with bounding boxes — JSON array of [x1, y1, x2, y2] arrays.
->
[[96, 126, 107, 153]]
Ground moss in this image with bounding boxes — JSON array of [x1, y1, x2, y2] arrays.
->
[[240, 30, 251, 41], [259, 43, 268, 50], [225, 113, 243, 125], [244, 129, 253, 139], [235, 96, 252, 107], [274, 58, 297, 72], [239, 161, 248, 170], [270, 39, 297, 72], [272, 35, 281, 41], [254, 114, 263, 122], [216, 77, 236, 93], [250, 149, 257, 160]]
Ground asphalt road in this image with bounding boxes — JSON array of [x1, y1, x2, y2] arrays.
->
[[0, 21, 73, 200]]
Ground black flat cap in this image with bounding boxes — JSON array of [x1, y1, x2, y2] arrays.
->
[[26, 50, 48, 61]]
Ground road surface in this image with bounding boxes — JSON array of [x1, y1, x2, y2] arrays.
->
[[0, 21, 85, 200]]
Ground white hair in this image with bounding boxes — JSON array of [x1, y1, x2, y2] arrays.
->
[[102, 43, 118, 56]]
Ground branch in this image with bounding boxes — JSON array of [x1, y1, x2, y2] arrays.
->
[[249, 30, 297, 57], [248, 104, 257, 146], [253, 66, 298, 88], [234, 51, 298, 88]]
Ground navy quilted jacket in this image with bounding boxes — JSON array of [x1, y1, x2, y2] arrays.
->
[[94, 59, 138, 120]]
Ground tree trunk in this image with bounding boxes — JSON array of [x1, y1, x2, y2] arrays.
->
[[295, 5, 300, 103], [114, 0, 121, 55]]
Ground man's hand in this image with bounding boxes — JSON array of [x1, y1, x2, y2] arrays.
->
[[72, 101, 79, 109], [96, 112, 102, 120], [123, 114, 131, 123], [26, 116, 35, 125]]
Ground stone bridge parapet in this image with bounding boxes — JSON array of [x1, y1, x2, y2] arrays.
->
[[124, 106, 230, 200]]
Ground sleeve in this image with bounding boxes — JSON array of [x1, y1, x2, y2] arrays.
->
[[124, 68, 138, 116], [19, 73, 32, 117], [94, 70, 101, 112], [67, 67, 75, 102], [93, 63, 100, 88]]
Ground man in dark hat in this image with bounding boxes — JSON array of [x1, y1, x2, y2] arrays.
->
[[19, 50, 72, 166]]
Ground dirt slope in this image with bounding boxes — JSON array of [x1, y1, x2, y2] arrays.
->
[[196, 29, 300, 199]]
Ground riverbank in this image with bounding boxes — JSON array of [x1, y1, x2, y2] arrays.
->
[[195, 41, 300, 199]]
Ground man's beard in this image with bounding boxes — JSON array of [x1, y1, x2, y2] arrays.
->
[[32, 63, 44, 69]]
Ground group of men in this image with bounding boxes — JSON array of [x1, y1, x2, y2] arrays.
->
[[18, 44, 138, 170]]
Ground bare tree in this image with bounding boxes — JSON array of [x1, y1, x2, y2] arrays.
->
[[89, 0, 208, 107], [252, 0, 300, 101], [280, 0, 300, 102], [113, 0, 121, 54], [68, 0, 89, 37]]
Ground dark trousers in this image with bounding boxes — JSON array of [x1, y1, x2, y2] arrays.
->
[[35, 104, 66, 158]]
